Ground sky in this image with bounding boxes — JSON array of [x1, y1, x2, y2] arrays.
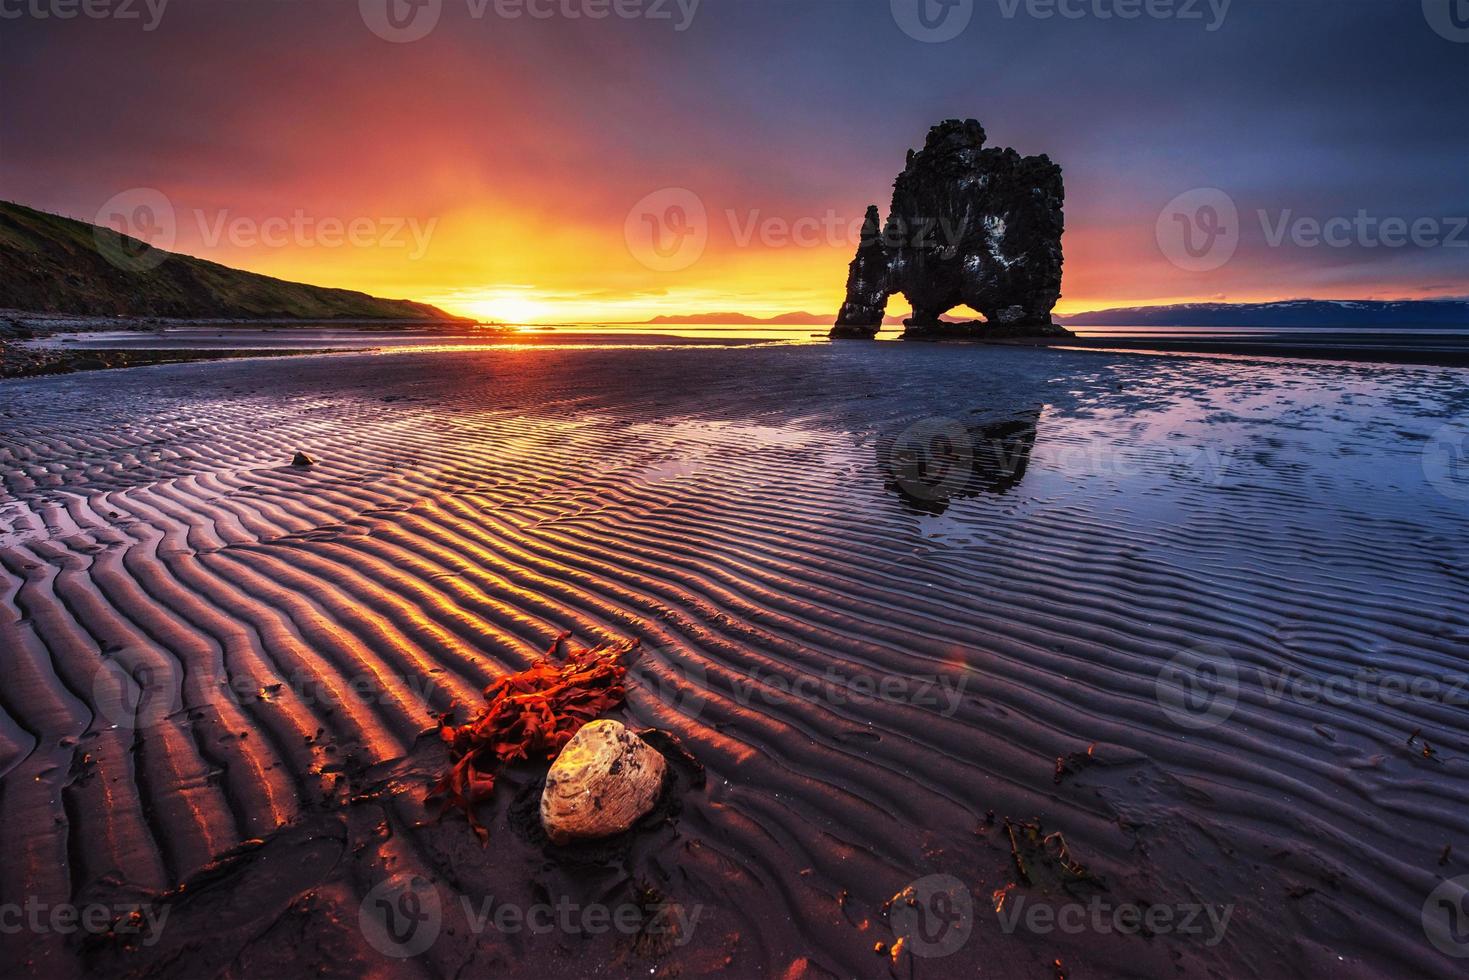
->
[[2, 0, 1466, 323]]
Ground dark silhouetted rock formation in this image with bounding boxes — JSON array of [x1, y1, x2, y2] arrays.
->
[[831, 206, 891, 338], [832, 120, 1071, 340]]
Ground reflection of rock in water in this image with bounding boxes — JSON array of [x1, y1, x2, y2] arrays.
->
[[878, 409, 1041, 515]]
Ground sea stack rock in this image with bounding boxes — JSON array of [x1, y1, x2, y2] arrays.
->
[[831, 119, 1071, 340], [540, 719, 666, 845], [832, 206, 892, 338]]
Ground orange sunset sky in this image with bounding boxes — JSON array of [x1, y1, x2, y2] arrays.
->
[[4, 3, 1465, 324]]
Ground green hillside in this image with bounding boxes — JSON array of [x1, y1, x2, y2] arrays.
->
[[0, 201, 463, 321]]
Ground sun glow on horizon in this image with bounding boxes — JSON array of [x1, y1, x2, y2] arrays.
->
[[449, 289, 556, 326], [212, 208, 1462, 328], [191, 199, 1464, 329]]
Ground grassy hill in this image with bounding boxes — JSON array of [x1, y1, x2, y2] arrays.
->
[[0, 201, 463, 321]]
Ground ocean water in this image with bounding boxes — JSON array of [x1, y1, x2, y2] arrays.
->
[[24, 322, 1469, 359]]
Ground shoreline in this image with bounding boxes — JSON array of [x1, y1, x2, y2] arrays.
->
[[6, 314, 1469, 380], [0, 341, 363, 379]]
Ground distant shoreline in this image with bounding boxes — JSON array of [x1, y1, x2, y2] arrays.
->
[[6, 318, 1469, 379], [635, 299, 1469, 329]]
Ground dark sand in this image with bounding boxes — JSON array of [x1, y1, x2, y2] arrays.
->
[[1, 343, 1467, 978]]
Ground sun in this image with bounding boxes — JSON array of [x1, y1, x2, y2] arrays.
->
[[455, 290, 552, 325]]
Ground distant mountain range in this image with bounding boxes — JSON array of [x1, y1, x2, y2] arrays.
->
[[1061, 300, 1469, 327], [645, 311, 942, 326], [648, 300, 1469, 329], [643, 312, 833, 325], [0, 201, 462, 321]]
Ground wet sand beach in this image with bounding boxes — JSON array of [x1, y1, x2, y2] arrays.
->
[[1, 342, 1467, 978]]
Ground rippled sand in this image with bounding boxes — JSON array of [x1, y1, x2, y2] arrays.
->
[[1, 344, 1467, 979]]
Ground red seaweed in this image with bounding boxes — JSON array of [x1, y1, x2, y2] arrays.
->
[[428, 631, 640, 841]]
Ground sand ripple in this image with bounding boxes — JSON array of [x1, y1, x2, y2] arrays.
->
[[1, 345, 1467, 978]]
